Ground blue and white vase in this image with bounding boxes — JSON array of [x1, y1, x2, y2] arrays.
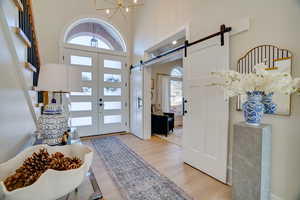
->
[[262, 93, 277, 114], [242, 91, 264, 126]]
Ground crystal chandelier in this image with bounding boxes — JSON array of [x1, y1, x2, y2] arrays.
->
[[95, 0, 144, 19]]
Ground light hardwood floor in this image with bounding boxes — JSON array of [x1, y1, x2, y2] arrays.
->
[[82, 133, 231, 200], [155, 127, 183, 146]]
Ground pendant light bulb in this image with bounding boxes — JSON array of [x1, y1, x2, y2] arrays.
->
[[106, 9, 110, 14], [133, 0, 138, 3], [126, 7, 130, 12]]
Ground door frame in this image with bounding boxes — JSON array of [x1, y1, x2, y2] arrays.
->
[[60, 43, 130, 134], [141, 25, 230, 183], [131, 21, 250, 183], [141, 25, 190, 140]]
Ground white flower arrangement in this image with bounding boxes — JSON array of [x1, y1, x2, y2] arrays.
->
[[210, 63, 300, 98]]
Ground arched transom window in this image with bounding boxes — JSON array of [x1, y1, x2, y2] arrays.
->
[[170, 67, 183, 78], [65, 20, 126, 52], [68, 34, 112, 50]]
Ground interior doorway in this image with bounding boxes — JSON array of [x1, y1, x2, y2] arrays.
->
[[150, 59, 184, 146], [132, 26, 230, 183]]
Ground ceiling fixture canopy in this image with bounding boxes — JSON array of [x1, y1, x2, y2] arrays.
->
[[95, 0, 144, 19]]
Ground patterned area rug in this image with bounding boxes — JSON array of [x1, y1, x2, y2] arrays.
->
[[91, 136, 193, 200]]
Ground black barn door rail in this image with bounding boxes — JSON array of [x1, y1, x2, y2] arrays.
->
[[131, 24, 232, 70]]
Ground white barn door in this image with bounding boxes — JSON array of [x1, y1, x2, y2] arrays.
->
[[130, 66, 144, 139], [183, 34, 229, 183]]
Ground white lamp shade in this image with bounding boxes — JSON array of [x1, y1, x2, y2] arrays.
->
[[37, 64, 81, 92]]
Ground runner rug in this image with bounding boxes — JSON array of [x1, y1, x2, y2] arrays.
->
[[91, 136, 193, 200]]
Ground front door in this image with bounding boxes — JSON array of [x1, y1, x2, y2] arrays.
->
[[183, 35, 230, 183], [99, 54, 128, 134], [64, 48, 128, 137]]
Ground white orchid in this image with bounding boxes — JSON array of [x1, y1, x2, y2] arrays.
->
[[210, 63, 300, 98]]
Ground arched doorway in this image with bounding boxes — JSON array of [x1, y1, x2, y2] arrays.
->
[[62, 18, 129, 137]]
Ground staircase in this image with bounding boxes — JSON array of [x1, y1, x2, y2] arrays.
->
[[0, 0, 41, 163]]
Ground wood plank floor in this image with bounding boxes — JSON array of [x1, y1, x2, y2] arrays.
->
[[82, 133, 231, 200]]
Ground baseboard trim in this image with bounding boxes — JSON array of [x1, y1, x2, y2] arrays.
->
[[15, 27, 32, 48], [25, 62, 37, 72], [12, 0, 24, 11], [271, 194, 283, 200], [227, 166, 232, 185]]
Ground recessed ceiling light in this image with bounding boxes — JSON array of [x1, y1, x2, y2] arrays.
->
[[106, 9, 110, 14], [134, 0, 138, 3], [172, 40, 177, 45]]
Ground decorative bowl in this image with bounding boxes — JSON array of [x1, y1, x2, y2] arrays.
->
[[0, 144, 93, 200]]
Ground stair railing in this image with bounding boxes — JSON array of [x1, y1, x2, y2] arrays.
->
[[18, 0, 41, 87]]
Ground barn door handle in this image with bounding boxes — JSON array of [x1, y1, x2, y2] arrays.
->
[[183, 98, 188, 116], [138, 97, 143, 109]]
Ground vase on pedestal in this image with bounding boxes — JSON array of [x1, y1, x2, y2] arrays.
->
[[242, 91, 264, 126]]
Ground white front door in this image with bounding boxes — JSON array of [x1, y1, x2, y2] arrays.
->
[[64, 48, 128, 137], [99, 54, 128, 134], [130, 66, 144, 139], [183, 35, 229, 183]]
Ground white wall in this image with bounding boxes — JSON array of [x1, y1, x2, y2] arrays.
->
[[31, 0, 133, 64], [0, 29, 36, 163], [0, 0, 36, 163], [132, 0, 300, 199]]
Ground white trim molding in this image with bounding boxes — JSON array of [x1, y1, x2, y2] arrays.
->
[[59, 15, 128, 52], [141, 25, 190, 140], [271, 194, 283, 200], [227, 166, 233, 185], [229, 17, 250, 36]]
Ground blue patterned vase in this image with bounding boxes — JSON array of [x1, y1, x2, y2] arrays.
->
[[242, 91, 264, 126], [262, 93, 277, 114]]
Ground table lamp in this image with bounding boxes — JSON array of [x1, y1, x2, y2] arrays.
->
[[37, 64, 81, 145]]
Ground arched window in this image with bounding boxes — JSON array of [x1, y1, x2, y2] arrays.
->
[[64, 19, 126, 52], [68, 35, 112, 50], [170, 67, 183, 78]]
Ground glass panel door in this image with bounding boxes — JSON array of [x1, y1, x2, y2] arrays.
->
[[65, 48, 128, 136], [64, 49, 99, 137], [98, 54, 128, 134]]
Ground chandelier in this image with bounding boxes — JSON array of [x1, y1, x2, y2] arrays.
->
[[95, 0, 144, 19]]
